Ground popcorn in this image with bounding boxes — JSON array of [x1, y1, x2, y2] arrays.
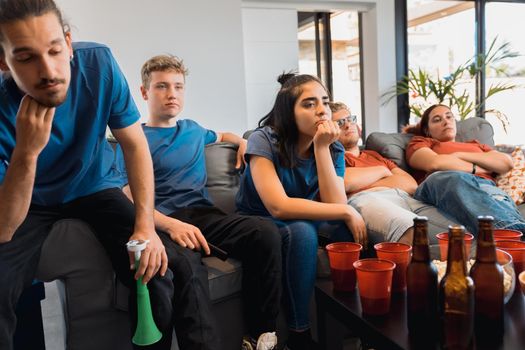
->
[[433, 259, 513, 295]]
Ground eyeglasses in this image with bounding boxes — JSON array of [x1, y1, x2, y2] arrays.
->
[[335, 115, 357, 127]]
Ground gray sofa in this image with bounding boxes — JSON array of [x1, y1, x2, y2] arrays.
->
[[33, 117, 525, 349]]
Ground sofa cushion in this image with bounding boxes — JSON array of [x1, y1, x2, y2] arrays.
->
[[365, 117, 495, 171], [496, 147, 525, 205], [203, 257, 243, 302], [364, 132, 413, 171], [205, 142, 240, 215], [455, 117, 495, 146]]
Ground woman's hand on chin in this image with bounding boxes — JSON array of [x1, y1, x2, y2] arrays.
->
[[313, 120, 340, 148]]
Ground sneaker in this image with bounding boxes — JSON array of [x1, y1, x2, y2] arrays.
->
[[242, 332, 278, 350], [256, 332, 277, 350], [241, 336, 255, 350]]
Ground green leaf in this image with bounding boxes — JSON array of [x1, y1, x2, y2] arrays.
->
[[386, 37, 522, 122]]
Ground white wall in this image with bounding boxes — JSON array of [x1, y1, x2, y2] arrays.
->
[[55, 0, 398, 134], [361, 0, 398, 133], [56, 0, 248, 134], [242, 8, 299, 129]]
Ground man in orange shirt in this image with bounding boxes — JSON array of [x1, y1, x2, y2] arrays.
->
[[331, 102, 420, 244]]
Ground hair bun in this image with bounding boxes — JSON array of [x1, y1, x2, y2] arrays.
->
[[402, 123, 421, 135], [277, 71, 298, 86]]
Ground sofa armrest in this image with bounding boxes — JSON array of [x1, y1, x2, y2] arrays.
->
[[205, 142, 240, 215]]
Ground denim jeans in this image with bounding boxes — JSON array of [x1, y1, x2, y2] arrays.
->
[[273, 219, 351, 331], [414, 171, 525, 236]]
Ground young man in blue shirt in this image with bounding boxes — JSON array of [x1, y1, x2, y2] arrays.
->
[[117, 55, 282, 350], [0, 1, 172, 349]]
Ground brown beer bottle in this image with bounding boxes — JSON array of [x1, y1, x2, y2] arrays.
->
[[470, 216, 504, 346], [439, 225, 474, 350], [406, 216, 438, 342]]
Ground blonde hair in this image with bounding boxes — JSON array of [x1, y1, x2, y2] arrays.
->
[[329, 101, 350, 114], [141, 54, 188, 88]]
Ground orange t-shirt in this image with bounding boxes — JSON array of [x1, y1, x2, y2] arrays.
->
[[406, 136, 494, 183], [344, 150, 399, 194], [344, 150, 398, 170]]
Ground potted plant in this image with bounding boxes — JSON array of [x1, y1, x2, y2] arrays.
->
[[383, 38, 521, 130]]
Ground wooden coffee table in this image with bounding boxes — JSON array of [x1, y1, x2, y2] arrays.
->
[[315, 278, 525, 350]]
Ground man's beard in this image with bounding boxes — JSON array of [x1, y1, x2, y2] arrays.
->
[[35, 90, 68, 107], [33, 78, 68, 107], [342, 136, 360, 150]]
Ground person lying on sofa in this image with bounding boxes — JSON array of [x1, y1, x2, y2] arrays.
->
[[0, 1, 169, 349], [404, 103, 525, 236], [116, 54, 282, 350], [235, 73, 366, 350], [330, 102, 419, 244]]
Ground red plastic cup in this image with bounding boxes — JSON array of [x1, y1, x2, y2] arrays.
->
[[436, 232, 474, 261], [493, 229, 523, 242], [374, 242, 412, 292], [495, 240, 525, 275], [326, 242, 363, 292], [353, 258, 396, 315]]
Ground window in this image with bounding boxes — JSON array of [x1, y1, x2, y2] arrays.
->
[[298, 11, 363, 127], [407, 0, 475, 125], [401, 0, 525, 145]]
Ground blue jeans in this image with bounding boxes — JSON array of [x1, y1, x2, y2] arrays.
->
[[414, 171, 525, 236], [274, 219, 352, 331]]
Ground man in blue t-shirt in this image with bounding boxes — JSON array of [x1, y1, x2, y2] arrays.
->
[[0, 1, 173, 349], [116, 54, 282, 350]]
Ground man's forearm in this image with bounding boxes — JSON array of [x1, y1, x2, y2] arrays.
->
[[220, 132, 244, 146], [123, 144, 156, 232], [0, 149, 38, 242], [344, 166, 390, 193], [113, 123, 157, 234], [370, 174, 417, 195]]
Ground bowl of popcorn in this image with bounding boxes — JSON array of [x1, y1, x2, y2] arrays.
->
[[430, 245, 515, 304]]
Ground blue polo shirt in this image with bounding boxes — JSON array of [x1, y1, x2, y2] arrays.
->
[[235, 126, 345, 217], [116, 119, 218, 215], [0, 42, 139, 205]]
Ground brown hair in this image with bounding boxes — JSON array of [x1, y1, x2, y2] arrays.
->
[[0, 0, 69, 56], [402, 104, 449, 136], [258, 72, 331, 168], [141, 54, 188, 88]]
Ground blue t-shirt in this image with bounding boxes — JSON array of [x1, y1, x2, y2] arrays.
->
[[116, 119, 217, 215], [235, 126, 345, 217], [0, 42, 139, 205]]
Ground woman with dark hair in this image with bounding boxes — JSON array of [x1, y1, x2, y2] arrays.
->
[[236, 73, 366, 349], [405, 104, 525, 236]]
